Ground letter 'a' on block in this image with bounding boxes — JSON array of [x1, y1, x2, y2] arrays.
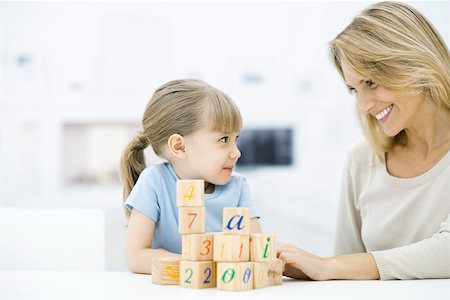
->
[[217, 262, 254, 291], [223, 207, 250, 235], [253, 259, 284, 289], [250, 233, 276, 262], [182, 233, 214, 261], [179, 207, 205, 234], [180, 260, 216, 289], [177, 180, 204, 207], [151, 257, 182, 285], [213, 233, 249, 262]]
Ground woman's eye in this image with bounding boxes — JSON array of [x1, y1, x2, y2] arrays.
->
[[219, 137, 229, 143], [348, 87, 357, 94]]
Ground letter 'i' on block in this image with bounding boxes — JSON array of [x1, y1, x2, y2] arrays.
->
[[177, 180, 204, 207], [217, 262, 254, 291], [223, 207, 250, 235], [179, 207, 205, 234], [250, 233, 276, 262], [253, 259, 284, 289], [213, 233, 249, 262], [182, 233, 214, 261], [180, 260, 216, 289], [151, 257, 182, 285]]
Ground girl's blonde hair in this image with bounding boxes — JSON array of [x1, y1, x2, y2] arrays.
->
[[120, 79, 242, 218], [330, 1, 450, 160]]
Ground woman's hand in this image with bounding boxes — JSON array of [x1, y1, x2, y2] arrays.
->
[[277, 242, 380, 280], [277, 242, 332, 280]]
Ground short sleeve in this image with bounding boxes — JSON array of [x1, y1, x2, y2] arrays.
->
[[124, 168, 160, 222], [237, 177, 260, 219]]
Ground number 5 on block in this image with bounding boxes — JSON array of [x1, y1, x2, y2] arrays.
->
[[177, 180, 204, 207], [179, 207, 205, 234]]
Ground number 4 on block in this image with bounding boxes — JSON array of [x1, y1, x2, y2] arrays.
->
[[177, 180, 204, 207]]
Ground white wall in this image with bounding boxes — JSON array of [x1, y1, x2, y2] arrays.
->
[[1, 1, 449, 271]]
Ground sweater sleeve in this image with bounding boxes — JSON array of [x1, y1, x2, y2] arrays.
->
[[334, 150, 367, 255], [371, 214, 450, 280]]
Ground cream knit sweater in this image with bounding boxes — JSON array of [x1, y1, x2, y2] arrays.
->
[[334, 140, 450, 280]]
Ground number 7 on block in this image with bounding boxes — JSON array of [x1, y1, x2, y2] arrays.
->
[[179, 207, 205, 234], [177, 180, 204, 207]]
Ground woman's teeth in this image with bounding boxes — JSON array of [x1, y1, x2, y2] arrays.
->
[[375, 104, 393, 120]]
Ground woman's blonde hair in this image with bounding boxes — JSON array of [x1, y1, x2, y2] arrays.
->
[[120, 79, 242, 218], [330, 1, 450, 160]]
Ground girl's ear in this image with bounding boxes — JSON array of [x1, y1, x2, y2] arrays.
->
[[167, 134, 187, 159]]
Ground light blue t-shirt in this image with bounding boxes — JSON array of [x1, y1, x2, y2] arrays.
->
[[125, 162, 260, 254]]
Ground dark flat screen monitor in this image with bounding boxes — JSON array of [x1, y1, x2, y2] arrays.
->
[[236, 128, 293, 167]]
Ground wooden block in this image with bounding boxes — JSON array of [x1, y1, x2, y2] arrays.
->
[[250, 233, 276, 262], [217, 262, 254, 291], [177, 180, 204, 207], [182, 233, 213, 261], [213, 233, 249, 262], [268, 258, 285, 275], [180, 260, 216, 289], [178, 207, 205, 234], [223, 207, 250, 235], [253, 259, 284, 289], [151, 257, 182, 285]]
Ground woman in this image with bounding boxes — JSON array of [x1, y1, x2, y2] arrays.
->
[[278, 1, 450, 280]]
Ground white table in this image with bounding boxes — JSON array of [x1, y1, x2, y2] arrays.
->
[[1, 271, 449, 300]]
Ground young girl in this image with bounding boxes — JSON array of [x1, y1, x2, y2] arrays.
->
[[120, 79, 261, 274]]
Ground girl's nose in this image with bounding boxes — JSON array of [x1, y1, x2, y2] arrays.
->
[[229, 146, 241, 160]]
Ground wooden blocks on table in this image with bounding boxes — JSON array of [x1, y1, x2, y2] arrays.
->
[[151, 257, 182, 285], [217, 262, 254, 291], [171, 180, 283, 291], [180, 260, 216, 289], [178, 179, 215, 289], [213, 233, 249, 262], [223, 207, 250, 235]]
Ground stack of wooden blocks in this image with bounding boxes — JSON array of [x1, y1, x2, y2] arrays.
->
[[152, 179, 284, 291]]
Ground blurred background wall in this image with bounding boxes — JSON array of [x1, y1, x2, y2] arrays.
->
[[1, 1, 449, 271]]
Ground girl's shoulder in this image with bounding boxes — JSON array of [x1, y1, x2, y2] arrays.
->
[[230, 171, 247, 183], [138, 163, 176, 183]]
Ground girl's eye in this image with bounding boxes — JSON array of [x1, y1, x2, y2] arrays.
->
[[219, 137, 229, 143]]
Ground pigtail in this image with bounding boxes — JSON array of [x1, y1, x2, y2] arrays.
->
[[120, 133, 149, 219]]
